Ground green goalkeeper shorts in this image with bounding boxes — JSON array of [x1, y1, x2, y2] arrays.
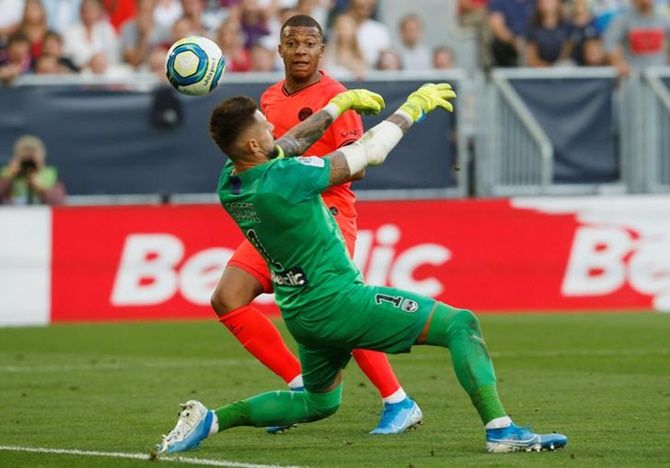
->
[[285, 284, 436, 392]]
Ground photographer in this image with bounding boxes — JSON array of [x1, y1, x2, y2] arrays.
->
[[0, 135, 66, 205]]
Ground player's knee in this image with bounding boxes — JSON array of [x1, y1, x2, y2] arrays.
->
[[304, 387, 342, 421], [452, 309, 481, 335], [307, 397, 341, 420], [210, 281, 255, 316]]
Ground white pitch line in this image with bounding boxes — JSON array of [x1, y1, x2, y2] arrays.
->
[[0, 445, 301, 468]]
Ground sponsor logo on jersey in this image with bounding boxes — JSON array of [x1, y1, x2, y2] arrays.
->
[[296, 156, 325, 168], [271, 267, 308, 287]]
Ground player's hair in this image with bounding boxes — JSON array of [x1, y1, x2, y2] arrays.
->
[[209, 96, 258, 158], [280, 14, 323, 41]]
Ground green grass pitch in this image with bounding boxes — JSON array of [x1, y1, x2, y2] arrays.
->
[[1, 312, 668, 467]]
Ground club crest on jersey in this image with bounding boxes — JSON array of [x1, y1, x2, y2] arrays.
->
[[401, 299, 419, 313], [298, 107, 313, 121], [296, 156, 325, 168]]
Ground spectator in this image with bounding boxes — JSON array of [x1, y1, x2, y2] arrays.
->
[[63, 0, 121, 70], [215, 17, 251, 72], [121, 0, 169, 68], [168, 15, 193, 42], [325, 12, 367, 78], [525, 0, 572, 67], [396, 14, 431, 70], [41, 30, 79, 72], [433, 44, 456, 69], [42, 0, 82, 35], [147, 44, 170, 79], [294, 0, 330, 30], [0, 32, 31, 84], [249, 41, 276, 71], [239, 0, 271, 49], [0, 135, 66, 205], [604, 0, 670, 77], [103, 0, 136, 31], [458, 0, 490, 67], [347, 0, 392, 67], [154, 0, 183, 31], [0, 0, 25, 44], [582, 36, 608, 65], [569, 0, 599, 66], [375, 47, 402, 70], [488, 0, 536, 67], [16, 0, 49, 60], [591, 0, 629, 34], [179, 0, 210, 36]]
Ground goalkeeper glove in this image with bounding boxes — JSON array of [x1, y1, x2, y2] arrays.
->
[[399, 83, 457, 123], [327, 89, 386, 116]]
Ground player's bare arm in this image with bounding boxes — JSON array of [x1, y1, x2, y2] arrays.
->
[[325, 83, 456, 188], [275, 110, 335, 158], [274, 89, 385, 158]]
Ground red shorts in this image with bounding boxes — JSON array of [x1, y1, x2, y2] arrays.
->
[[228, 214, 357, 293]]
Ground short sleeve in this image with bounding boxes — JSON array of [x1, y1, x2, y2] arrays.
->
[[328, 109, 363, 149], [602, 16, 625, 53], [263, 157, 331, 204]]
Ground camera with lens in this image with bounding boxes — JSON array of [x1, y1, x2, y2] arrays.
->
[[19, 157, 37, 176]]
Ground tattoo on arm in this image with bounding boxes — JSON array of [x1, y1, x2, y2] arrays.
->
[[326, 152, 352, 188], [275, 110, 334, 157]]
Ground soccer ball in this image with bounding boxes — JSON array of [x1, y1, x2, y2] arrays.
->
[[165, 36, 226, 96]]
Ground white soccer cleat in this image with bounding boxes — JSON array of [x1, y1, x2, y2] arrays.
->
[[157, 400, 214, 454]]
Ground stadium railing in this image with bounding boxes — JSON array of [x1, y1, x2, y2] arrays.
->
[[639, 68, 670, 193], [475, 67, 628, 197], [476, 69, 553, 196]]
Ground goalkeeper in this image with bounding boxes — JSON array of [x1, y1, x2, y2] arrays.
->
[[157, 84, 568, 454]]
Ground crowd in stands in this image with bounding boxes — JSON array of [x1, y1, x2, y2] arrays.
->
[[1, 0, 670, 85]]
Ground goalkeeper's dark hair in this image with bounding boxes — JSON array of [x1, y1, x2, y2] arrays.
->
[[209, 96, 258, 158], [280, 14, 323, 41]]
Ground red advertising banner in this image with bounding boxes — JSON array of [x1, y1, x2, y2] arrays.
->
[[51, 197, 666, 322]]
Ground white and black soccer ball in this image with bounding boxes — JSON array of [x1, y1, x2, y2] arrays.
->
[[165, 36, 226, 96]]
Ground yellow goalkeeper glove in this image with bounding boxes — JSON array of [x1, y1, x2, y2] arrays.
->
[[399, 83, 457, 123], [328, 89, 386, 116]]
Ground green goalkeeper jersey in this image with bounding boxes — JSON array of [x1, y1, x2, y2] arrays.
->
[[217, 156, 363, 318]]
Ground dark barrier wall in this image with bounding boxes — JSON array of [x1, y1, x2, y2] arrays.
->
[[0, 80, 457, 196], [510, 78, 618, 184]]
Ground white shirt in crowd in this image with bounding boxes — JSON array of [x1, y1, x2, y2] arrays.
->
[[42, 0, 82, 34], [0, 0, 25, 30], [357, 18, 392, 66], [64, 20, 120, 68], [397, 43, 432, 70], [153, 0, 183, 31]]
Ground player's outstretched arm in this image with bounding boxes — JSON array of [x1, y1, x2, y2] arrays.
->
[[326, 83, 456, 188], [274, 89, 385, 158]]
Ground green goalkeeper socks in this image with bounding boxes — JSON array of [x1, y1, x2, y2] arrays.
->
[[214, 384, 343, 431], [424, 304, 507, 424]]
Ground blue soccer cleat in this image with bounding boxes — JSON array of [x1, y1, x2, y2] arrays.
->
[[486, 423, 568, 453], [369, 397, 423, 435], [157, 400, 214, 454], [266, 387, 304, 434]]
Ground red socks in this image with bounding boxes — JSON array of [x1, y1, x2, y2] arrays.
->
[[351, 349, 401, 398], [219, 304, 301, 384]]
